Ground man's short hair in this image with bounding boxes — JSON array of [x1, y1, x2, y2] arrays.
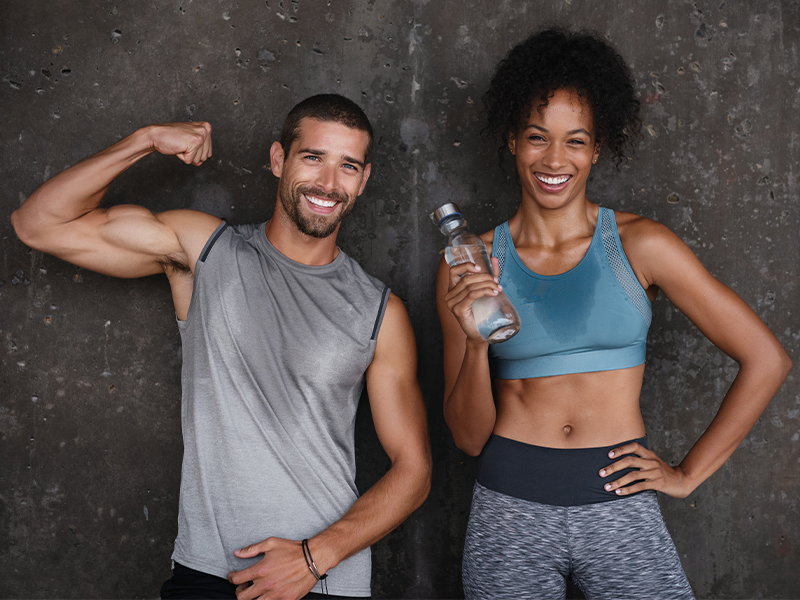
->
[[279, 94, 374, 164]]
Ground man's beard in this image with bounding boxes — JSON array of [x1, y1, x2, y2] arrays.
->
[[278, 180, 355, 239]]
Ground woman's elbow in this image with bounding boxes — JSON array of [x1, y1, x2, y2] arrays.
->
[[444, 413, 490, 457], [753, 340, 793, 388], [766, 334, 793, 381], [777, 348, 793, 381], [450, 432, 486, 457], [457, 442, 484, 457]]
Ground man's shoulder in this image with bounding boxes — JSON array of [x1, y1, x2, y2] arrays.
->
[[337, 250, 388, 294], [227, 221, 266, 238]]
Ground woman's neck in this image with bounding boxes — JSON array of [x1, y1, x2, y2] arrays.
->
[[509, 197, 598, 248]]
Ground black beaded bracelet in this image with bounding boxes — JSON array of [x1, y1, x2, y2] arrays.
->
[[302, 538, 328, 596]]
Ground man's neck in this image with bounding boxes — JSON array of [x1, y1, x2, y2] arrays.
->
[[263, 214, 340, 266]]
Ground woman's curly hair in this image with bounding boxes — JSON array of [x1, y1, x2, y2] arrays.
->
[[483, 28, 641, 168]]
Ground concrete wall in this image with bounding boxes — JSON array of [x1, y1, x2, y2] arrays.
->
[[2, 1, 798, 597]]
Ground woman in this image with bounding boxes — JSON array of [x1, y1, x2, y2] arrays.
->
[[436, 28, 791, 599]]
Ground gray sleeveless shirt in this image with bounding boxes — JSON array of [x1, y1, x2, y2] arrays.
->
[[172, 222, 389, 597]]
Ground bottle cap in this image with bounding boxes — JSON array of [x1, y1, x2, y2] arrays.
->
[[430, 202, 461, 226]]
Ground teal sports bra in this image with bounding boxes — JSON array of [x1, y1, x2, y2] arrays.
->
[[488, 207, 651, 379]]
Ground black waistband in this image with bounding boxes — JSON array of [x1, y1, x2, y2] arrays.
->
[[163, 563, 369, 599], [476, 434, 648, 507]]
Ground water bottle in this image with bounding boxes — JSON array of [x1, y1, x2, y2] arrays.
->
[[431, 202, 521, 343]]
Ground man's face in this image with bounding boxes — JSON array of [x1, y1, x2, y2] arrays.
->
[[271, 118, 372, 239]]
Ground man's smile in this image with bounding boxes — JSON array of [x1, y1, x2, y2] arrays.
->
[[304, 193, 340, 209]]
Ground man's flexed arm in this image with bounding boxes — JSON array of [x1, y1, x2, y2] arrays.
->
[[11, 122, 214, 278], [227, 293, 432, 600]]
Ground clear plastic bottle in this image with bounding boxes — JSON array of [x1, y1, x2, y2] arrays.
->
[[431, 202, 521, 343]]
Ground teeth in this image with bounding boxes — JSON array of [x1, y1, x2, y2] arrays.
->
[[536, 174, 570, 185], [306, 195, 338, 208]]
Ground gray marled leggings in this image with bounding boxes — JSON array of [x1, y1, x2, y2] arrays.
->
[[463, 483, 695, 600]]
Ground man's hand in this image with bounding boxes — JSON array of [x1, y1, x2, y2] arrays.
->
[[146, 121, 213, 166], [227, 537, 319, 600]]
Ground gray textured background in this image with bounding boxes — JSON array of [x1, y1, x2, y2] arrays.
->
[[2, 1, 798, 598]]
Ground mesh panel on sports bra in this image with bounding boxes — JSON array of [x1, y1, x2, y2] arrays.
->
[[495, 225, 508, 276], [600, 210, 652, 328]]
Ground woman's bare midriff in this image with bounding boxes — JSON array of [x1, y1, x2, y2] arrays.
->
[[492, 364, 647, 449]]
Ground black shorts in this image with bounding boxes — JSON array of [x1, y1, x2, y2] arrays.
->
[[160, 562, 369, 599]]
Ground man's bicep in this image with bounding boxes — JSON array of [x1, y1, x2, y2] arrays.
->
[[37, 205, 184, 278], [365, 294, 430, 463], [27, 206, 218, 279]]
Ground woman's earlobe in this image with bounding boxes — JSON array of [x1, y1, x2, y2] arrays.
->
[[508, 135, 517, 156]]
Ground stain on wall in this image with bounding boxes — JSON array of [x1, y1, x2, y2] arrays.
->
[[1, 1, 798, 598]]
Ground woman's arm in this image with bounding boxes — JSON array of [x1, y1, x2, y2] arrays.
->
[[600, 217, 792, 497], [435, 255, 501, 456]]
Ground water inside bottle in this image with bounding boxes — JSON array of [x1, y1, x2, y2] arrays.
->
[[474, 304, 518, 342], [444, 244, 519, 343]]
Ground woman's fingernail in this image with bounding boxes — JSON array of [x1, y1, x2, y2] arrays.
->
[[616, 489, 623, 495], [608, 451, 615, 458], [600, 469, 606, 476], [604, 484, 612, 491]]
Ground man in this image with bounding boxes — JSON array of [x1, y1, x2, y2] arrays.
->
[[11, 94, 432, 600]]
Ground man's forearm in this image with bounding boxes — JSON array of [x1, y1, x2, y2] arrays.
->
[[11, 128, 156, 245], [308, 452, 431, 577]]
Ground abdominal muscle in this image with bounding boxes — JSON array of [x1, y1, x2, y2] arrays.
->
[[491, 364, 647, 449]]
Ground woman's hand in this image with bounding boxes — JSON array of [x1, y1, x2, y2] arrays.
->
[[599, 441, 694, 499], [443, 257, 502, 342]]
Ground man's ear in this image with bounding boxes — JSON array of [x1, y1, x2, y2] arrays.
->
[[357, 164, 372, 196], [269, 141, 285, 178]]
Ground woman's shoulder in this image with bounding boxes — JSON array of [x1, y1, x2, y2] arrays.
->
[[610, 208, 676, 246], [479, 220, 509, 247], [608, 207, 690, 268]]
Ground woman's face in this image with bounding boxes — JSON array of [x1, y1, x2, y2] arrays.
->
[[508, 88, 600, 211]]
